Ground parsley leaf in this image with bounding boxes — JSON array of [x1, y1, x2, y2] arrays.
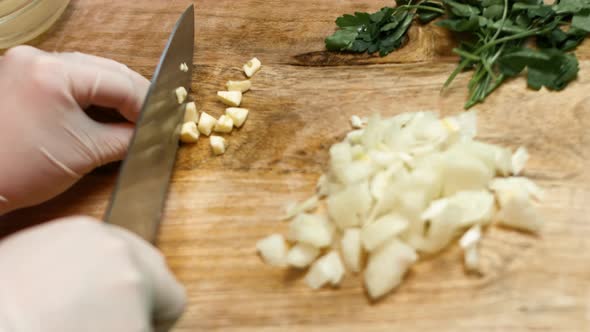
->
[[325, 0, 589, 109]]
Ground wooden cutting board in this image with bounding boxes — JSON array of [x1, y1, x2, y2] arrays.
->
[[2, 0, 590, 331]]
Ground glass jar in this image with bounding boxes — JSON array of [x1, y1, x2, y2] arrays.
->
[[0, 0, 71, 49]]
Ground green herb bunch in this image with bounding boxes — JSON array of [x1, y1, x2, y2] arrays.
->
[[325, 0, 590, 109]]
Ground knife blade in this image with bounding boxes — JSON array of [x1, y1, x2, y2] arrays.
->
[[104, 5, 194, 243]]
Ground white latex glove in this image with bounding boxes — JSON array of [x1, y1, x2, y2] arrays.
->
[[0, 46, 149, 215], [0, 216, 185, 332]]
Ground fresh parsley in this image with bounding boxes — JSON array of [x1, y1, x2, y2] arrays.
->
[[325, 0, 590, 109]]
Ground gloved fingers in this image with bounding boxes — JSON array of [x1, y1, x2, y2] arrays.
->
[[65, 61, 149, 123], [85, 121, 135, 166], [56, 52, 150, 99], [105, 225, 186, 332]]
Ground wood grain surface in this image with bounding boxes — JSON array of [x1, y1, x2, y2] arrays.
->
[[2, 0, 590, 331]]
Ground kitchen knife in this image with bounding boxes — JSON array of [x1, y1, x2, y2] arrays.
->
[[104, 5, 194, 243]]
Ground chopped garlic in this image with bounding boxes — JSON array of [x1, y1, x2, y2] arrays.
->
[[289, 214, 334, 248], [341, 228, 362, 273], [179, 62, 189, 72], [243, 57, 262, 78], [225, 107, 249, 128], [217, 91, 242, 107], [512, 146, 529, 175], [287, 243, 320, 268], [283, 195, 319, 220], [350, 115, 365, 129], [197, 112, 217, 136], [214, 115, 234, 133], [256, 234, 288, 267], [175, 86, 187, 104], [226, 80, 252, 93], [364, 239, 417, 300], [361, 214, 409, 252], [210, 136, 227, 155], [183, 102, 199, 124], [179, 122, 200, 144], [304, 251, 345, 289]]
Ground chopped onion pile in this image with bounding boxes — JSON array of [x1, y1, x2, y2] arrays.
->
[[256, 111, 544, 300]]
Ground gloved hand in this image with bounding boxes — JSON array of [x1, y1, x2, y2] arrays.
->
[[0, 46, 149, 215], [0, 216, 185, 332]]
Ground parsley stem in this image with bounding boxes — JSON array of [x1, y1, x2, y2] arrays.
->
[[475, 27, 551, 54], [452, 48, 480, 61], [442, 58, 472, 90], [396, 5, 445, 14], [489, 0, 509, 42]]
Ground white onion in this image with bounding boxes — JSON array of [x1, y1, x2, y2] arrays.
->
[[511, 146, 529, 175], [256, 234, 288, 267], [283, 195, 319, 220], [305, 251, 345, 289], [287, 243, 320, 268], [327, 181, 372, 229], [288, 214, 335, 248], [257, 110, 542, 300], [341, 228, 362, 273], [364, 239, 417, 300], [361, 214, 409, 252]]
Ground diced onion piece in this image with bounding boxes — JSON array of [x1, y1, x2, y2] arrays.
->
[[214, 115, 234, 133], [327, 181, 372, 229], [289, 214, 335, 248], [283, 195, 319, 220], [287, 243, 320, 268], [364, 239, 417, 300], [463, 245, 479, 272], [350, 145, 366, 160], [346, 129, 364, 144], [361, 214, 409, 252], [441, 149, 493, 196], [448, 190, 495, 227], [494, 186, 543, 233], [512, 146, 529, 175], [179, 122, 200, 144], [305, 251, 345, 289], [179, 62, 189, 72], [452, 140, 512, 176], [198, 112, 217, 136], [256, 234, 288, 267], [459, 225, 482, 249], [350, 115, 365, 129], [183, 102, 199, 124], [330, 142, 352, 169], [489, 177, 543, 201], [217, 91, 242, 107], [335, 160, 373, 184], [175, 87, 187, 104], [226, 80, 252, 93], [454, 110, 478, 139], [225, 107, 249, 128], [341, 228, 362, 273], [210, 136, 227, 155], [243, 57, 262, 77], [370, 170, 391, 200]]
